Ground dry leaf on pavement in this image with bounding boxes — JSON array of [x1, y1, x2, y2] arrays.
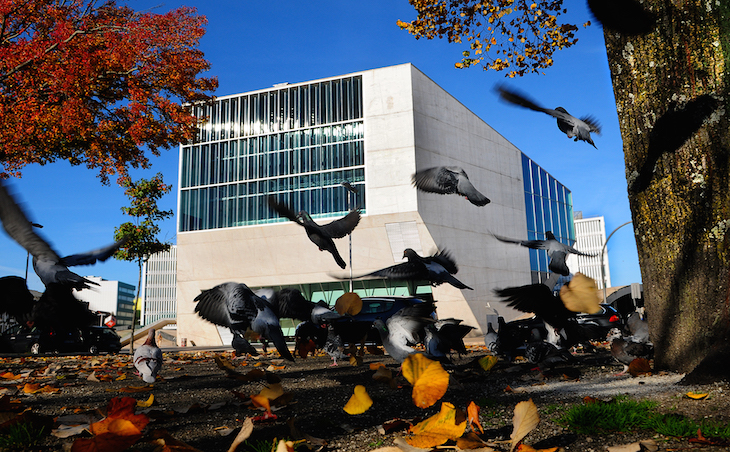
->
[[511, 399, 539, 452]]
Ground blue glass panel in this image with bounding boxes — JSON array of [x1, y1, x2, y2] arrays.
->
[[542, 197, 552, 233], [529, 248, 538, 272], [524, 192, 535, 232], [521, 154, 531, 192], [533, 196, 543, 233], [531, 164, 541, 195]]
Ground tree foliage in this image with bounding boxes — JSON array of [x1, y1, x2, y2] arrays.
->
[[397, 0, 579, 77], [0, 0, 217, 183]]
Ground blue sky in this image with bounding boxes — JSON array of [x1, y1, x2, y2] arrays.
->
[[1, 1, 641, 293]]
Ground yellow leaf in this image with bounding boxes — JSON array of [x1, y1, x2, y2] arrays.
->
[[137, 394, 154, 408], [22, 383, 42, 394], [258, 382, 284, 401], [250, 394, 271, 413], [559, 273, 601, 314], [479, 355, 498, 371], [349, 355, 363, 366], [343, 385, 373, 415], [467, 401, 484, 433], [369, 362, 385, 371], [517, 445, 559, 452], [335, 292, 362, 315], [406, 402, 467, 448], [402, 354, 449, 408], [685, 391, 709, 400], [511, 399, 539, 452]]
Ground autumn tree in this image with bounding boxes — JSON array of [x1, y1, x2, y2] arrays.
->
[[114, 173, 172, 352], [399, 0, 730, 378], [0, 0, 217, 183]]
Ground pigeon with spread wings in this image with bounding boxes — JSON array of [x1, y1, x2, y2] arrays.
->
[[194, 282, 295, 361], [492, 230, 595, 276], [0, 180, 126, 290], [373, 301, 436, 364], [496, 84, 601, 148], [412, 166, 490, 206], [268, 196, 360, 269]]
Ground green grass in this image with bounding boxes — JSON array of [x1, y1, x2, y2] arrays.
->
[[559, 396, 730, 441], [0, 422, 46, 449]]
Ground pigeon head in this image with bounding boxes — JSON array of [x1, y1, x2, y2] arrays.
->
[[402, 248, 418, 260], [373, 319, 387, 332], [297, 211, 312, 222], [545, 231, 556, 240]]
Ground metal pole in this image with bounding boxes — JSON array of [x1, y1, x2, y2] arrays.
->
[[601, 220, 633, 303], [341, 182, 357, 293]]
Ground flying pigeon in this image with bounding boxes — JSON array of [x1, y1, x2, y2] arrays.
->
[[586, 0, 657, 36], [496, 84, 601, 148], [0, 179, 127, 290], [268, 196, 360, 269], [194, 282, 295, 361], [412, 166, 490, 206], [134, 329, 163, 384], [492, 230, 596, 276], [374, 302, 436, 364], [423, 318, 474, 364], [342, 248, 473, 290], [493, 273, 604, 348], [255, 288, 342, 324]]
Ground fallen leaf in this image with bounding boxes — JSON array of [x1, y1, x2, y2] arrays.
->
[[275, 440, 295, 452], [343, 385, 373, 415], [349, 355, 363, 366], [150, 429, 205, 451], [118, 385, 153, 393], [406, 402, 467, 448], [685, 391, 709, 400], [335, 292, 363, 315], [457, 431, 493, 450], [258, 382, 284, 401], [478, 355, 498, 371], [511, 399, 539, 452], [467, 401, 484, 433], [250, 394, 271, 413], [373, 366, 396, 388], [369, 362, 386, 370], [628, 358, 652, 377], [516, 445, 559, 452], [402, 354, 449, 408], [137, 394, 154, 408], [52, 424, 89, 439], [214, 355, 238, 373]]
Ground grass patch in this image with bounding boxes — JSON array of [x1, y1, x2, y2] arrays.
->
[[0, 422, 46, 449], [560, 396, 730, 441]]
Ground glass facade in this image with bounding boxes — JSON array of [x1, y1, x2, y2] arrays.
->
[[142, 246, 177, 325], [521, 153, 575, 283], [179, 76, 366, 232]]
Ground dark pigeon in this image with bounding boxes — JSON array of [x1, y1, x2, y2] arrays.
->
[[255, 287, 341, 324], [424, 318, 475, 364], [496, 84, 601, 148], [412, 166, 490, 206], [268, 196, 360, 269], [194, 282, 295, 361], [586, 0, 657, 36], [492, 230, 595, 276]]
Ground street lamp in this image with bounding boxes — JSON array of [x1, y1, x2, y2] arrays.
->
[[601, 220, 633, 302], [341, 182, 357, 292], [25, 222, 43, 281]]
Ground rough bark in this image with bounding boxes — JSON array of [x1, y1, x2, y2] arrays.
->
[[603, 0, 730, 374]]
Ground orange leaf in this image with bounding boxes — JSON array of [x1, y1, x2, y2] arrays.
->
[[517, 444, 559, 452], [343, 385, 373, 415], [406, 402, 467, 448], [71, 432, 141, 452], [685, 391, 709, 400], [335, 292, 362, 315], [628, 358, 652, 377], [0, 372, 21, 380], [467, 401, 484, 433], [250, 394, 271, 413], [118, 385, 153, 393], [369, 362, 386, 370], [402, 354, 449, 408], [22, 383, 42, 394]]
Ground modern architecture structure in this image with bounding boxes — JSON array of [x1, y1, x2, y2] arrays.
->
[[74, 277, 136, 327], [174, 63, 576, 346], [141, 245, 178, 325], [567, 213, 610, 289]]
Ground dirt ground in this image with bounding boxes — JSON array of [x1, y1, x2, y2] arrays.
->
[[0, 344, 729, 452]]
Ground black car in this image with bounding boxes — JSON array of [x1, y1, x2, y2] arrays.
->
[[328, 294, 436, 345], [0, 324, 121, 355]]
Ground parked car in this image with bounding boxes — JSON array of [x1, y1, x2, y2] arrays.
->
[[328, 294, 436, 345], [0, 324, 121, 355]]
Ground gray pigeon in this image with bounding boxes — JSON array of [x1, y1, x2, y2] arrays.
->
[[255, 287, 342, 324], [484, 321, 499, 353], [345, 248, 473, 290], [412, 166, 490, 206], [0, 180, 126, 290], [194, 282, 295, 361], [134, 329, 163, 384], [374, 303, 436, 364], [496, 84, 601, 148], [492, 230, 595, 276], [268, 196, 360, 269], [324, 325, 348, 366]]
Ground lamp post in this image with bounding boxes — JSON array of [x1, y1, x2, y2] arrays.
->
[[601, 220, 633, 302], [341, 182, 357, 292], [24, 222, 43, 281]]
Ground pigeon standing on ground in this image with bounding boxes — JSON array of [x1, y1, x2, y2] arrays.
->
[[492, 231, 596, 276], [610, 311, 653, 373], [0, 179, 127, 290], [342, 248, 473, 290], [424, 318, 474, 364], [484, 321, 499, 354], [268, 196, 360, 269], [324, 325, 348, 366], [194, 282, 295, 361], [412, 166, 490, 206], [496, 84, 602, 148], [134, 329, 163, 384]]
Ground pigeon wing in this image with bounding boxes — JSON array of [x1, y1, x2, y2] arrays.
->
[[318, 209, 361, 239], [496, 85, 554, 115], [193, 282, 248, 329], [60, 236, 129, 267], [364, 261, 422, 280], [411, 167, 457, 195], [580, 116, 602, 134], [494, 283, 574, 329], [428, 249, 459, 275], [0, 180, 59, 262], [387, 314, 431, 346], [271, 288, 315, 321], [492, 233, 548, 250], [455, 170, 490, 206], [251, 296, 295, 361], [267, 196, 301, 224]]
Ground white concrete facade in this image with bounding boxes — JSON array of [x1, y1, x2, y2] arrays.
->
[[141, 245, 177, 325], [175, 64, 548, 346], [567, 215, 610, 289], [74, 276, 136, 326]]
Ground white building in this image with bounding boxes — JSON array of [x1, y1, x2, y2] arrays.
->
[[74, 277, 136, 327], [141, 245, 177, 325], [567, 213, 610, 289], [174, 63, 578, 346]]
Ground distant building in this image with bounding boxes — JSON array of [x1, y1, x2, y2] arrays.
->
[[141, 245, 177, 325], [74, 277, 136, 327], [567, 213, 610, 289], [174, 63, 577, 346]]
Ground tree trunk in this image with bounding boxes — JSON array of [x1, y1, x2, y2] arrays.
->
[[603, 0, 730, 375]]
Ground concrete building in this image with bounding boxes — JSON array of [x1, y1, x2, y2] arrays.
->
[[567, 213, 610, 289], [141, 245, 177, 325], [74, 277, 136, 327], [174, 63, 576, 346]]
